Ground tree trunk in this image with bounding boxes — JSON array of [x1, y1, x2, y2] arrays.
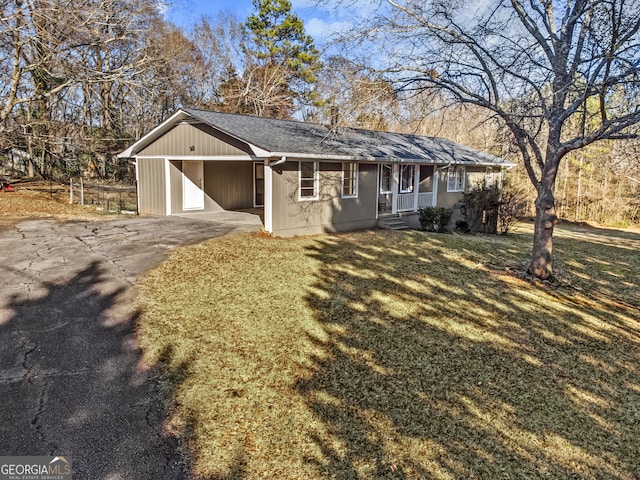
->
[[530, 186, 558, 280], [575, 155, 583, 222]]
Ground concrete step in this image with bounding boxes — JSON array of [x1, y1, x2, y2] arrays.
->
[[378, 215, 410, 230]]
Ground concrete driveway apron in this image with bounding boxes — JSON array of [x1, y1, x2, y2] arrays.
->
[[0, 215, 260, 479]]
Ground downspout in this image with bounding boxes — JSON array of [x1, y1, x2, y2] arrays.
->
[[433, 161, 452, 208], [131, 158, 140, 215], [264, 157, 286, 235], [437, 161, 452, 172], [268, 156, 287, 167]]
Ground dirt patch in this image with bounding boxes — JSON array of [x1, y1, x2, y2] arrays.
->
[[0, 179, 129, 220]]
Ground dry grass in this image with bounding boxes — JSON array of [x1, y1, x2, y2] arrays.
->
[[136, 224, 640, 480], [0, 179, 128, 220]]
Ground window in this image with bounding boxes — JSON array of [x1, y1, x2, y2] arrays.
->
[[485, 168, 500, 188], [399, 164, 415, 193], [342, 162, 358, 198], [379, 164, 392, 193], [299, 161, 318, 200], [447, 166, 466, 192]]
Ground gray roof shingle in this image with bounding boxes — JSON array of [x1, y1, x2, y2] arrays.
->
[[183, 108, 512, 166]]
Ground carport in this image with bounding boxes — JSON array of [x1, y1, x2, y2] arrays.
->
[[173, 209, 263, 229]]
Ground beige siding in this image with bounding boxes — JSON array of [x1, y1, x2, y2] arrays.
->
[[204, 161, 254, 210], [139, 123, 250, 157], [436, 166, 488, 208], [169, 161, 183, 214], [270, 161, 378, 236], [137, 158, 166, 215], [436, 174, 460, 207], [466, 166, 488, 190]]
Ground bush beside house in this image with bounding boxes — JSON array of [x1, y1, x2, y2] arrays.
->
[[418, 207, 454, 233]]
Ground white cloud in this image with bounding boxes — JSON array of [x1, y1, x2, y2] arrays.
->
[[156, 1, 170, 17], [305, 17, 352, 40], [292, 0, 381, 22], [290, 0, 322, 8]]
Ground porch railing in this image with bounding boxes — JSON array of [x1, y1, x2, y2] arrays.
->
[[418, 192, 433, 208], [397, 193, 415, 212], [382, 191, 435, 213]]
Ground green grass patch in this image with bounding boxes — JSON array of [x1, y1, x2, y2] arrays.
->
[[137, 224, 640, 479]]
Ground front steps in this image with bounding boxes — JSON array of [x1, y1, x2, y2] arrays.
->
[[378, 214, 409, 230]]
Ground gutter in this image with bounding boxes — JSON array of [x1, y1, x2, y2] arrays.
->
[[266, 152, 515, 167], [265, 153, 513, 167]]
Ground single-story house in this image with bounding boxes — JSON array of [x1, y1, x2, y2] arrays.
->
[[118, 108, 514, 236]]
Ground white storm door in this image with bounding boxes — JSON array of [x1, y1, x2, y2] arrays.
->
[[183, 160, 204, 210]]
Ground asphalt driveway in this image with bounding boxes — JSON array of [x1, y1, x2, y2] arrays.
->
[[0, 214, 261, 479]]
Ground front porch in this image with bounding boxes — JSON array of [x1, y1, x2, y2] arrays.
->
[[378, 163, 438, 215]]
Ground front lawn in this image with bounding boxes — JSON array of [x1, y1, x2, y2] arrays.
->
[[137, 224, 640, 479]]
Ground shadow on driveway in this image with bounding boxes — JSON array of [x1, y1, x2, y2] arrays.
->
[[0, 216, 260, 479]]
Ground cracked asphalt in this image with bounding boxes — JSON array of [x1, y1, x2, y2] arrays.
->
[[0, 214, 261, 479]]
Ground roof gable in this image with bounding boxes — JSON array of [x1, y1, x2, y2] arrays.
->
[[137, 122, 250, 157]]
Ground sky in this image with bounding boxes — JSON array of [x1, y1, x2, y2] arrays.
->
[[164, 0, 359, 42]]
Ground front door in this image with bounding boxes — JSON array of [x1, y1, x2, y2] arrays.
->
[[183, 160, 204, 210], [378, 163, 393, 213]]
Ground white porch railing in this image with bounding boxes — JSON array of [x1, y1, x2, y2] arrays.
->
[[418, 192, 433, 208], [397, 193, 415, 212], [395, 192, 434, 212]]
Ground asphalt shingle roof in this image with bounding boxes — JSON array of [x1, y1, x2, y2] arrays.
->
[[183, 108, 511, 166]]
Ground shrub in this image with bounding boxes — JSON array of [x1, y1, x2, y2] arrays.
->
[[458, 183, 500, 234], [419, 207, 453, 233], [458, 179, 529, 235], [497, 178, 529, 234]]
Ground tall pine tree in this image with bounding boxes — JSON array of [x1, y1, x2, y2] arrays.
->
[[220, 0, 320, 119]]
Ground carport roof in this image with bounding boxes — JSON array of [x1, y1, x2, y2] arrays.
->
[[120, 107, 515, 167]]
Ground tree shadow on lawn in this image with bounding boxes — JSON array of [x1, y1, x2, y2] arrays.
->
[[0, 261, 188, 479], [552, 223, 640, 310], [297, 228, 640, 479]]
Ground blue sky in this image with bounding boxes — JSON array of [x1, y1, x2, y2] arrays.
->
[[164, 0, 358, 42], [165, 0, 260, 25], [166, 0, 344, 40]]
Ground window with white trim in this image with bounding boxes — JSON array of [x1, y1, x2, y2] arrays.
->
[[447, 166, 466, 192], [342, 162, 358, 198], [299, 161, 318, 200], [399, 164, 415, 193], [380, 164, 392, 193]]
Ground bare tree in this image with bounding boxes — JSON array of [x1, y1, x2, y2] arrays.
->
[[314, 56, 399, 129], [187, 13, 245, 109], [0, 0, 171, 178], [335, 0, 640, 279], [0, 0, 88, 175]]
